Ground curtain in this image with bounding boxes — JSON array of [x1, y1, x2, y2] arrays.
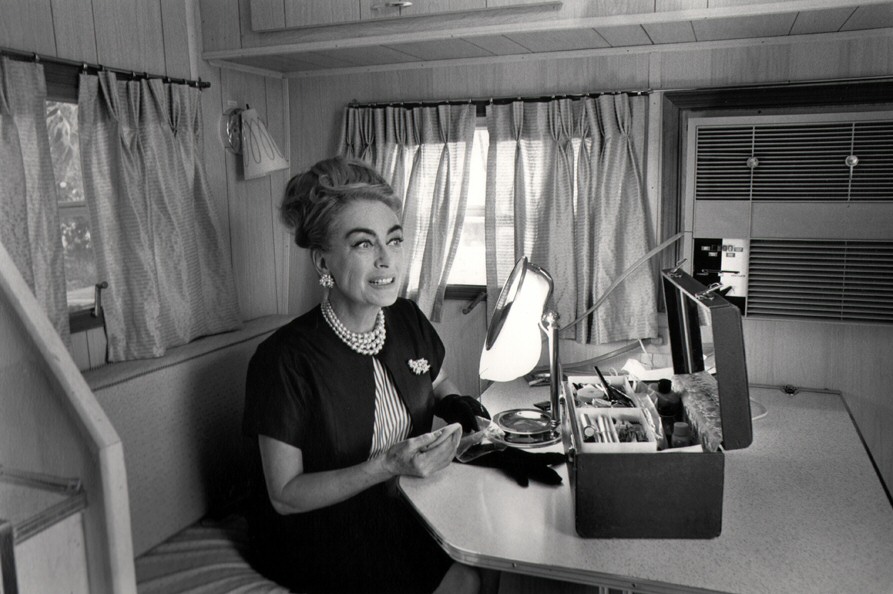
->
[[340, 104, 476, 321], [78, 72, 241, 362], [485, 95, 657, 344], [0, 58, 70, 342]]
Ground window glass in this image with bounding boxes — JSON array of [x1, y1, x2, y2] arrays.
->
[[46, 100, 97, 313], [447, 125, 488, 286]]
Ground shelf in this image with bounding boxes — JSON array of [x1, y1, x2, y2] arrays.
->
[[0, 467, 85, 544], [203, 0, 893, 78]]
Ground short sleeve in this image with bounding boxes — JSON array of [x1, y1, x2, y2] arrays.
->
[[243, 337, 312, 449]]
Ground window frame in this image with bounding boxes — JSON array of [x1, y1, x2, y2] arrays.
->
[[45, 65, 105, 332]]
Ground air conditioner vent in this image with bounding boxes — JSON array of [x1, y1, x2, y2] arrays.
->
[[747, 239, 893, 324], [696, 120, 893, 201]]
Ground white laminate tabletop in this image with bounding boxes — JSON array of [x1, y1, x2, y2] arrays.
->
[[399, 380, 893, 593]]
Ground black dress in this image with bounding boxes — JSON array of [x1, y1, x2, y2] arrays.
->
[[242, 298, 452, 593]]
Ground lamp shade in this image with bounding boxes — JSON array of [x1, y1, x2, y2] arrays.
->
[[240, 107, 289, 180], [479, 257, 553, 382]]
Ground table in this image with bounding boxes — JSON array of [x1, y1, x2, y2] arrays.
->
[[399, 380, 893, 593]]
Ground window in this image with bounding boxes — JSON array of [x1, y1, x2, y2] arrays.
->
[[46, 99, 100, 323], [447, 123, 488, 287]]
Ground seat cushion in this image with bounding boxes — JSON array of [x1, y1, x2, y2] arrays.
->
[[135, 514, 293, 594]]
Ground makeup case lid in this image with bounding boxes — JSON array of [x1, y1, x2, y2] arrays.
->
[[661, 268, 753, 451]]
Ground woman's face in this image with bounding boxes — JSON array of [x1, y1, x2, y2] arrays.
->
[[322, 199, 404, 312]]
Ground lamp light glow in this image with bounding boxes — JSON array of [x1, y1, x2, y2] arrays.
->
[[479, 258, 552, 382]]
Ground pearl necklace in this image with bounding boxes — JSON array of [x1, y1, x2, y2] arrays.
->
[[321, 297, 386, 356]]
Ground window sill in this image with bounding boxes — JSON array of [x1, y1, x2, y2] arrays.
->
[[445, 284, 485, 301], [83, 315, 290, 391], [69, 309, 104, 333]]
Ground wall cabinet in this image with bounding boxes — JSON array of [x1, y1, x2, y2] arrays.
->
[[360, 0, 486, 21], [251, 0, 362, 31], [286, 0, 362, 28], [249, 0, 533, 31]]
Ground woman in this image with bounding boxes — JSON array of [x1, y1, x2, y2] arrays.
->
[[242, 156, 489, 593]]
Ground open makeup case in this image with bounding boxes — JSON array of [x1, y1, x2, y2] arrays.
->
[[559, 268, 753, 538]]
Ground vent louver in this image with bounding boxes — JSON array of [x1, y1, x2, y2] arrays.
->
[[696, 121, 893, 201], [748, 239, 893, 324]]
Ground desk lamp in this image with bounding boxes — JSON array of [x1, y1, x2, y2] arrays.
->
[[479, 256, 564, 439], [479, 235, 684, 442]]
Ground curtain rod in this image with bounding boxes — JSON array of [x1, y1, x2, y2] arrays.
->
[[0, 46, 210, 89], [348, 74, 893, 110], [349, 89, 651, 109]]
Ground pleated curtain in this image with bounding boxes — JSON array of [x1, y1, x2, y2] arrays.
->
[[78, 72, 241, 361], [486, 95, 657, 344], [340, 104, 476, 322], [0, 58, 70, 342]]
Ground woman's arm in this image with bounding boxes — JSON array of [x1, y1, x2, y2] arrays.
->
[[431, 368, 490, 432], [432, 367, 460, 401], [258, 428, 459, 515]]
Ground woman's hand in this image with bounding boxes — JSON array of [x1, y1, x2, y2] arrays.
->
[[260, 426, 461, 515], [381, 423, 462, 478]]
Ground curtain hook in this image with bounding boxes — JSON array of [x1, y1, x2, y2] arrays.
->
[[33, 53, 40, 63], [81, 63, 88, 73]]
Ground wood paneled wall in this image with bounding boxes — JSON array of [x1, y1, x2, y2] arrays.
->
[[3, 0, 891, 498], [1, 0, 291, 370], [286, 31, 893, 490]]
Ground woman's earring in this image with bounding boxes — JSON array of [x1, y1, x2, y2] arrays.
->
[[319, 273, 334, 289]]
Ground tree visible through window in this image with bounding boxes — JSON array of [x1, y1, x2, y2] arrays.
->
[[46, 100, 97, 313]]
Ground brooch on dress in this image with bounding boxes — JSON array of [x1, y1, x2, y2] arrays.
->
[[408, 358, 430, 375]]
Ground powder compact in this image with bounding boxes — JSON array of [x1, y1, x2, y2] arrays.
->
[[491, 409, 560, 447]]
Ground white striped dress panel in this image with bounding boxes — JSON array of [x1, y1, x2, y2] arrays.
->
[[369, 357, 412, 459]]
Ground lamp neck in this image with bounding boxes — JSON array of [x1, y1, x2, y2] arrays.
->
[[543, 309, 562, 430]]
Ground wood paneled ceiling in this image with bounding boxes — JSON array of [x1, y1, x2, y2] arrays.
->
[[204, 1, 893, 78]]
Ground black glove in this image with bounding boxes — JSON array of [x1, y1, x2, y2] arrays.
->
[[433, 394, 491, 434], [464, 448, 566, 487]]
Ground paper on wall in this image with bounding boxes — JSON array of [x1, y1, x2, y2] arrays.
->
[[621, 358, 674, 382]]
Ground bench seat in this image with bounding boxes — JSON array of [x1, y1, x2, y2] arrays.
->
[[135, 514, 292, 594]]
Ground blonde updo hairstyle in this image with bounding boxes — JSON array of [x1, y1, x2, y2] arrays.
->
[[281, 156, 401, 251]]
